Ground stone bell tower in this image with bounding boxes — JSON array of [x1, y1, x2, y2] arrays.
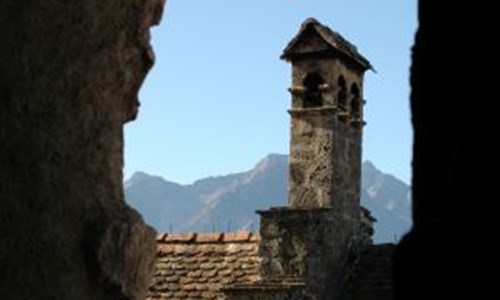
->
[[251, 19, 372, 300], [282, 18, 371, 215]]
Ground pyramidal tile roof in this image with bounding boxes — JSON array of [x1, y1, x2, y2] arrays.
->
[[281, 18, 372, 71], [147, 231, 261, 300]]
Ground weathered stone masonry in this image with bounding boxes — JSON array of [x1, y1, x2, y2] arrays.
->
[[394, 1, 482, 300], [0, 1, 165, 300]]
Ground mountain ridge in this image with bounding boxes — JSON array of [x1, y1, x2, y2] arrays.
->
[[125, 154, 411, 243]]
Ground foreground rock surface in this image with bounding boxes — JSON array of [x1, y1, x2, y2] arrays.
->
[[0, 1, 165, 299]]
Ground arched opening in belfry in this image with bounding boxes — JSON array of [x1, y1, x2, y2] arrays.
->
[[350, 83, 361, 118], [302, 72, 324, 108], [338, 76, 347, 110]]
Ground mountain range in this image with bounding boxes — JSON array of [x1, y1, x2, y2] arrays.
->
[[125, 154, 411, 243]]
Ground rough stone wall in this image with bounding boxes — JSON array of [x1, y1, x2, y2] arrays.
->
[[394, 1, 481, 299], [288, 57, 363, 221], [258, 208, 358, 300], [346, 244, 395, 300], [288, 110, 337, 208], [0, 1, 165, 299]]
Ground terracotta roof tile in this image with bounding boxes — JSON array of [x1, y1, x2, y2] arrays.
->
[[165, 233, 196, 242], [195, 232, 223, 243], [158, 244, 176, 255], [148, 231, 261, 300], [249, 233, 260, 242], [157, 233, 168, 242], [222, 231, 251, 242]]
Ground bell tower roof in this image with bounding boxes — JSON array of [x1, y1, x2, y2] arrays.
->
[[281, 18, 372, 71]]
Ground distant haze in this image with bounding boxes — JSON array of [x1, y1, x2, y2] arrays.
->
[[125, 154, 411, 243]]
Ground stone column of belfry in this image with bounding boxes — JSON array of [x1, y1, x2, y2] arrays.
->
[[283, 18, 370, 219], [255, 18, 372, 300]]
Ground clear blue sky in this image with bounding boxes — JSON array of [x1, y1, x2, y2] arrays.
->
[[124, 0, 417, 184]]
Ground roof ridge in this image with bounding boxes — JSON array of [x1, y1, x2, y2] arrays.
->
[[281, 18, 372, 70], [156, 231, 261, 243]]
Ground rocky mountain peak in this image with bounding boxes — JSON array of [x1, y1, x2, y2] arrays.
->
[[125, 155, 411, 243]]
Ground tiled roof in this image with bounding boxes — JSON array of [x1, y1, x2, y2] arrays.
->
[[147, 231, 261, 300], [281, 18, 372, 71]]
